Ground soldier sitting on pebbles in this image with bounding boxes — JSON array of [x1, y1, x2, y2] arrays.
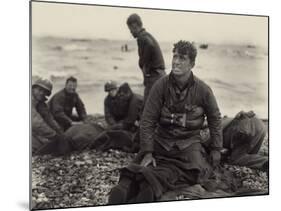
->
[[32, 78, 71, 156], [48, 76, 88, 131]]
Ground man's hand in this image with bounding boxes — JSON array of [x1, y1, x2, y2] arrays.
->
[[140, 153, 156, 167], [134, 120, 140, 127], [210, 150, 221, 167]]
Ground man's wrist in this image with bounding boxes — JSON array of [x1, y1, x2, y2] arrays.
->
[[139, 150, 153, 158]]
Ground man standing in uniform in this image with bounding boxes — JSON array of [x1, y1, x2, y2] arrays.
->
[[127, 13, 166, 103], [49, 76, 87, 131]]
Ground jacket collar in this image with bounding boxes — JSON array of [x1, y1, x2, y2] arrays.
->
[[137, 28, 147, 38], [169, 71, 195, 92], [63, 88, 76, 97]]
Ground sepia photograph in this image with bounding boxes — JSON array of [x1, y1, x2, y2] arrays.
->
[[30, 1, 269, 210]]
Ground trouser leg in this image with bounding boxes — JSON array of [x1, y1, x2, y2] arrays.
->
[[54, 116, 72, 131], [108, 176, 134, 205], [135, 180, 154, 203]]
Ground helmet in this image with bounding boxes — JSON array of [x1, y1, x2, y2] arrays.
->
[[32, 78, 53, 96], [104, 81, 117, 92]]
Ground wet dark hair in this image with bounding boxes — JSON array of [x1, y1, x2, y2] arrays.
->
[[173, 40, 197, 63], [66, 76, 77, 84], [127, 13, 143, 27]]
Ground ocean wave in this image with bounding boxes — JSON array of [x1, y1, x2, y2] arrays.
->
[[62, 65, 79, 71], [70, 38, 92, 42], [63, 44, 92, 52], [111, 56, 124, 61], [221, 48, 266, 59], [210, 79, 235, 89], [51, 46, 63, 51]]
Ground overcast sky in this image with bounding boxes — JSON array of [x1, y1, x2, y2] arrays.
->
[[32, 1, 268, 46]]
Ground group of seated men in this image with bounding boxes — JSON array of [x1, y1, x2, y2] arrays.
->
[[31, 76, 143, 155], [32, 40, 268, 204]]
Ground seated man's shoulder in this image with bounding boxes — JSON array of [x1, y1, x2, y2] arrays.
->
[[74, 92, 81, 99], [36, 101, 49, 112], [158, 74, 169, 84], [153, 75, 170, 90], [51, 89, 65, 100], [193, 75, 212, 92], [104, 95, 110, 102], [104, 95, 114, 105]]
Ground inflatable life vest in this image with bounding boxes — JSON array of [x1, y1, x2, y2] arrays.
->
[[159, 80, 206, 130], [160, 104, 205, 130]]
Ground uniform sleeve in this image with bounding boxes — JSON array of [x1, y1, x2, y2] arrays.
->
[[138, 37, 154, 73], [32, 104, 57, 138], [122, 94, 143, 130], [104, 98, 117, 126], [140, 79, 164, 153], [203, 87, 222, 150], [51, 94, 73, 127], [75, 94, 87, 120], [36, 102, 63, 135]]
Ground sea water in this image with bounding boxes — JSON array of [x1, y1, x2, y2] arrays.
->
[[32, 36, 268, 119]]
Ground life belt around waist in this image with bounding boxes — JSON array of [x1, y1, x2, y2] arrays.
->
[[185, 106, 205, 120], [161, 105, 205, 120], [160, 115, 205, 130], [160, 104, 205, 129]]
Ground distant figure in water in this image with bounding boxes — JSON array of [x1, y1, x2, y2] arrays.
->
[[121, 44, 129, 52], [124, 44, 128, 52], [127, 13, 166, 103], [48, 76, 87, 131], [32, 78, 71, 156]]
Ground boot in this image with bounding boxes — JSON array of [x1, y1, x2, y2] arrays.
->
[[108, 184, 128, 205], [108, 177, 132, 205]]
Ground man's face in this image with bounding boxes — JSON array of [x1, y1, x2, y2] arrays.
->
[[171, 49, 194, 76], [65, 81, 77, 94], [109, 89, 117, 97], [128, 23, 141, 38], [32, 86, 49, 102], [118, 88, 130, 101]]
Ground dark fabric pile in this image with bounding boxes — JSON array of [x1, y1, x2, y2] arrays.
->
[[116, 142, 240, 203], [63, 114, 139, 153], [31, 117, 269, 209]]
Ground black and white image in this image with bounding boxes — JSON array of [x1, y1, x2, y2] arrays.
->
[[31, 1, 269, 210]]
